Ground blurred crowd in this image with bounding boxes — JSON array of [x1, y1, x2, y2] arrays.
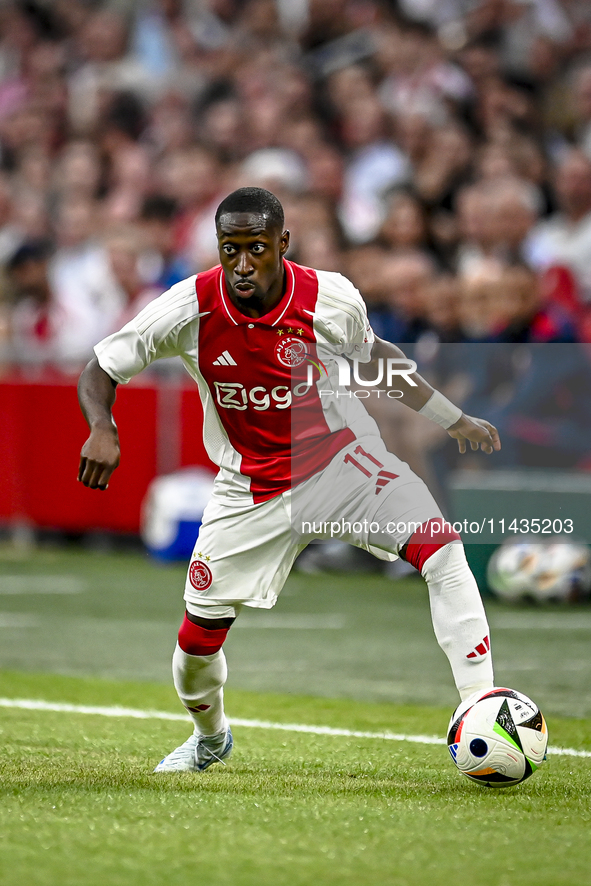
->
[[1, 0, 591, 373]]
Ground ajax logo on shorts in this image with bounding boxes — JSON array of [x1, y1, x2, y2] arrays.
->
[[189, 559, 213, 591], [275, 336, 307, 367]]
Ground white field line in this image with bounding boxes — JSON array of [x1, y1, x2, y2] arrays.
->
[[0, 697, 589, 759], [0, 576, 86, 594], [491, 615, 591, 630], [0, 615, 40, 627]]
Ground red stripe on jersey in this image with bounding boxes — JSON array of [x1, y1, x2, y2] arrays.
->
[[195, 260, 353, 502]]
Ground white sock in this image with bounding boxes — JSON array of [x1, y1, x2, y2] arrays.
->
[[172, 643, 228, 736], [421, 543, 494, 701]]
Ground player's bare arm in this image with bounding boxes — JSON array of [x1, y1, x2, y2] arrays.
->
[[362, 337, 501, 455], [77, 357, 121, 490]]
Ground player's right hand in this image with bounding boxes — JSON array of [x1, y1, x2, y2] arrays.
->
[[78, 426, 120, 490]]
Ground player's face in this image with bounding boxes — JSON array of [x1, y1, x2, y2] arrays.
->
[[217, 212, 290, 315]]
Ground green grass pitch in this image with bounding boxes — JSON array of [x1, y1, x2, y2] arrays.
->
[[1, 545, 591, 885]]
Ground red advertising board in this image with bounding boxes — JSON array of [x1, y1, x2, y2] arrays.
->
[[0, 370, 214, 533]]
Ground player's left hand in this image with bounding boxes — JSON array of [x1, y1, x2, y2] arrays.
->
[[447, 414, 501, 455]]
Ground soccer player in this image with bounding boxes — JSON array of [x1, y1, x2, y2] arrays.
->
[[77, 187, 500, 772]]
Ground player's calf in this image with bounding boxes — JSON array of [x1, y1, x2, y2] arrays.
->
[[174, 613, 232, 735], [155, 613, 234, 773], [403, 519, 493, 701]]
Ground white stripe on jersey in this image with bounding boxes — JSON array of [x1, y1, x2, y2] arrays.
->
[[217, 265, 296, 328], [270, 262, 295, 326], [218, 270, 238, 326]]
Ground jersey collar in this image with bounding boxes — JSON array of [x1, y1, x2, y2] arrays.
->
[[217, 260, 296, 327]]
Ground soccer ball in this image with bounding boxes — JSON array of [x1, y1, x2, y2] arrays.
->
[[487, 539, 591, 603], [447, 688, 548, 787]]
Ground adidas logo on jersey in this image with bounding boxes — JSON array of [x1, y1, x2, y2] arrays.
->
[[213, 350, 237, 366]]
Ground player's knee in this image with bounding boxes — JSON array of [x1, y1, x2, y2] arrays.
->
[[420, 540, 468, 582], [401, 518, 462, 574], [177, 612, 232, 655]]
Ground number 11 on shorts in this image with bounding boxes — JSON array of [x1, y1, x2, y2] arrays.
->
[[344, 445, 384, 476], [344, 445, 399, 494]]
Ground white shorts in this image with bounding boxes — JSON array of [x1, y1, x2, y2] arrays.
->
[[184, 435, 443, 618]]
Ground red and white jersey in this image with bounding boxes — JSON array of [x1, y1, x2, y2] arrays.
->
[[94, 259, 377, 503]]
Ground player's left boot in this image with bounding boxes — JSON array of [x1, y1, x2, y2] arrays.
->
[[153, 724, 233, 772], [153, 732, 200, 772], [195, 724, 233, 771]]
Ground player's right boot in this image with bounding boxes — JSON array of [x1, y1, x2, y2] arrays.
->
[[153, 724, 233, 773]]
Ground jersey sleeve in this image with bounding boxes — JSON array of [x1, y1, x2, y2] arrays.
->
[[314, 270, 375, 363], [93, 277, 199, 384]]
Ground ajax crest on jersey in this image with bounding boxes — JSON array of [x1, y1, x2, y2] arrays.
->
[[487, 538, 591, 603], [447, 688, 548, 787], [275, 336, 307, 367]]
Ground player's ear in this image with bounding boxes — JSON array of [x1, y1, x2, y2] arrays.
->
[[279, 229, 290, 256]]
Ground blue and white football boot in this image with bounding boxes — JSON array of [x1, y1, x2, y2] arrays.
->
[[153, 723, 233, 773], [196, 725, 234, 771]]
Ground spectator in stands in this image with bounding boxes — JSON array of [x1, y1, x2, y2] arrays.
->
[[140, 194, 191, 290], [0, 173, 21, 264], [103, 226, 160, 333], [412, 122, 473, 216], [458, 259, 511, 342], [156, 145, 223, 271], [526, 149, 591, 302], [488, 341, 591, 469], [457, 260, 574, 344], [334, 68, 410, 243], [54, 140, 103, 202], [345, 243, 391, 315], [0, 0, 585, 377], [420, 274, 462, 344], [455, 184, 501, 276], [490, 178, 542, 265], [378, 189, 431, 255], [367, 250, 435, 344], [571, 62, 591, 160], [51, 196, 125, 351], [4, 239, 80, 364], [491, 265, 576, 344]]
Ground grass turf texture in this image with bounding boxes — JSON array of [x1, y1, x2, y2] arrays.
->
[[2, 545, 591, 715], [1, 671, 591, 886], [2, 545, 591, 884]]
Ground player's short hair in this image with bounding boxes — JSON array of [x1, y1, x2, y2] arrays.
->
[[215, 187, 284, 231]]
